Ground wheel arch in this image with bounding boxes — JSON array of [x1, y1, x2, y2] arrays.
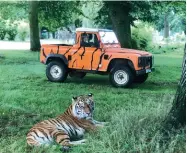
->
[[107, 58, 135, 73], [45, 54, 68, 65]]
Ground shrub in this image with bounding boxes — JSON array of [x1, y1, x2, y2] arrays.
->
[[7, 25, 18, 41], [18, 29, 28, 41], [131, 22, 154, 51], [0, 21, 6, 40], [0, 28, 6, 40], [17, 23, 29, 41], [176, 34, 186, 42], [151, 43, 185, 54]]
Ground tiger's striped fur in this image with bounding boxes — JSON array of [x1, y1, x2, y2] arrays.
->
[[26, 93, 104, 147]]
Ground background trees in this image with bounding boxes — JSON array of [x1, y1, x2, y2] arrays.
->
[[0, 1, 27, 41], [154, 1, 186, 38], [95, 1, 154, 48], [0, 1, 185, 51], [38, 1, 83, 33], [0, 1, 83, 51], [94, 1, 185, 48]]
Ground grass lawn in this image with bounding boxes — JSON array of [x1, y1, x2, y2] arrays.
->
[[0, 50, 185, 153]]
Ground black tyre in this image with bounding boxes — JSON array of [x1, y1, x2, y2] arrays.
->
[[109, 66, 134, 87], [134, 74, 148, 83], [69, 71, 86, 79], [46, 61, 68, 82]]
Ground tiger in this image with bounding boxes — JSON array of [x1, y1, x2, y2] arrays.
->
[[26, 93, 106, 149]]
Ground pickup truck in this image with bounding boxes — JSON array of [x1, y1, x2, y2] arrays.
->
[[40, 28, 154, 87]]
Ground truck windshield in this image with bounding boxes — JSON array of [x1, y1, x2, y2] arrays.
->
[[99, 31, 119, 44]]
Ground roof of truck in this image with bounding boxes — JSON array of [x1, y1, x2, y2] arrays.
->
[[76, 28, 113, 32]]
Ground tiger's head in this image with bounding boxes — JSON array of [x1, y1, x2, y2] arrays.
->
[[72, 93, 94, 119]]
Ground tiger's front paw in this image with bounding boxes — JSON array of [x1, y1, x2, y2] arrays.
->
[[95, 121, 109, 126], [96, 124, 104, 128], [60, 146, 71, 152], [102, 122, 109, 125]]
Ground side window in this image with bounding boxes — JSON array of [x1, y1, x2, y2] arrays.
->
[[80, 33, 100, 48]]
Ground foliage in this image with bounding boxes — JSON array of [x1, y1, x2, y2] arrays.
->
[[0, 1, 28, 21], [0, 1, 28, 41], [176, 34, 186, 42], [94, 1, 157, 28], [18, 28, 28, 41], [94, 1, 160, 48], [94, 3, 111, 29], [6, 24, 18, 41], [0, 21, 7, 40], [80, 2, 102, 28], [131, 22, 153, 51], [152, 1, 186, 33], [95, 1, 185, 33], [38, 1, 83, 32], [0, 50, 185, 152], [0, 1, 83, 34], [151, 43, 185, 54]]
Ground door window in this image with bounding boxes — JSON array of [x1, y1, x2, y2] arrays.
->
[[80, 33, 100, 48]]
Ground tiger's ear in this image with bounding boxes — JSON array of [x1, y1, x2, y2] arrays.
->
[[72, 96, 77, 103], [88, 93, 93, 98]]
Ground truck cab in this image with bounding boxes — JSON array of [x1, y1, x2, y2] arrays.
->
[[40, 28, 154, 87]]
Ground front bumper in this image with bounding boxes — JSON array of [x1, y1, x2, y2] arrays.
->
[[136, 67, 155, 76]]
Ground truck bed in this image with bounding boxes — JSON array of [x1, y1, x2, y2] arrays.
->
[[40, 44, 73, 63]]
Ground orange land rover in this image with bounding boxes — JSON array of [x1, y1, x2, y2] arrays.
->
[[40, 28, 154, 87]]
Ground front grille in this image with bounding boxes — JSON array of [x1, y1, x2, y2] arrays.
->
[[138, 56, 153, 68]]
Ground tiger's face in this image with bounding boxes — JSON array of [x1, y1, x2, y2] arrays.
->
[[72, 93, 94, 119]]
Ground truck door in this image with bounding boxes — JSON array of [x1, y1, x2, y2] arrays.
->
[[78, 33, 102, 70]]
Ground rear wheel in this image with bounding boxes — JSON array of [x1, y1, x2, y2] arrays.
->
[[109, 66, 134, 87], [46, 61, 68, 82], [134, 74, 148, 83]]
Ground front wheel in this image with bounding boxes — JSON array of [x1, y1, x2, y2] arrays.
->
[[46, 61, 68, 82], [134, 74, 148, 83], [109, 66, 134, 87]]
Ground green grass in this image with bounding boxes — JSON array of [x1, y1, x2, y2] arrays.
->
[[151, 43, 185, 55], [0, 50, 185, 153]]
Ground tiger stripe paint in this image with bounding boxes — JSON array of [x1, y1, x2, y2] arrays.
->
[[91, 48, 99, 70], [96, 51, 106, 71], [40, 29, 153, 74], [42, 48, 46, 58], [73, 47, 82, 55], [80, 47, 85, 60], [57, 46, 59, 54], [64, 47, 72, 56], [72, 59, 77, 68]]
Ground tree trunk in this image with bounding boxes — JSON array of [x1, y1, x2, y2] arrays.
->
[[164, 13, 169, 38], [29, 1, 41, 51], [163, 45, 186, 130], [106, 2, 132, 48]]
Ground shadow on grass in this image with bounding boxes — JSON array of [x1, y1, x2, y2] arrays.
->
[[64, 75, 178, 90], [66, 75, 110, 86], [0, 110, 54, 137]]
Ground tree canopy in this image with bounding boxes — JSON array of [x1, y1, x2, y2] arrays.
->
[[94, 1, 185, 47], [95, 1, 185, 32], [94, 1, 156, 28], [38, 1, 83, 32], [0, 1, 83, 32]]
